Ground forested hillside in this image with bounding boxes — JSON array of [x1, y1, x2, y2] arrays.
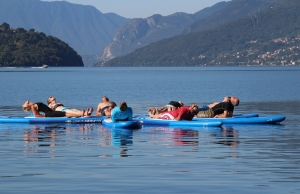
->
[[0, 0, 128, 56], [100, 0, 300, 67], [0, 23, 83, 67], [183, 0, 283, 34]]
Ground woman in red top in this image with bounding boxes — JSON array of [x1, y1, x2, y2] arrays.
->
[[148, 104, 198, 121]]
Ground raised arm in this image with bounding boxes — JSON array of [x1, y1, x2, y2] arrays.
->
[[31, 105, 45, 118], [96, 103, 102, 116]]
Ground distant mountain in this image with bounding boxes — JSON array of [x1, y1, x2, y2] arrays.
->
[[100, 0, 299, 67], [183, 0, 283, 34], [0, 0, 129, 56], [96, 2, 229, 62], [96, 0, 283, 64], [0, 23, 83, 67]]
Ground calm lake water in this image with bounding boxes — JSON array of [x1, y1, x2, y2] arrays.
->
[[1, 66, 300, 193]]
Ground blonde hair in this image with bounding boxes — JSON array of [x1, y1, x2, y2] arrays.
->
[[22, 104, 31, 112]]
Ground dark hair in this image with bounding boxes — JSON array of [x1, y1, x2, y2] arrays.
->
[[234, 99, 240, 106], [168, 101, 182, 108], [231, 97, 240, 106], [190, 103, 199, 114], [103, 96, 109, 101], [120, 101, 127, 111]]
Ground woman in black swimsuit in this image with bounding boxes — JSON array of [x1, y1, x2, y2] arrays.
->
[[47, 96, 93, 116], [22, 100, 84, 118]]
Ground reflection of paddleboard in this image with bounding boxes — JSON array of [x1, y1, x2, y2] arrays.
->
[[102, 118, 142, 129], [0, 116, 106, 124], [134, 117, 222, 127], [193, 115, 285, 124]]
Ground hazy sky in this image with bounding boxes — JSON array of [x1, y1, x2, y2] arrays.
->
[[41, 0, 229, 18]]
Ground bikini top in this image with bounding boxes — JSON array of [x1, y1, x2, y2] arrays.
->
[[101, 106, 110, 116], [53, 103, 64, 111]]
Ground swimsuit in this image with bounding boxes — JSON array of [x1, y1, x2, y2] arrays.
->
[[59, 107, 68, 112], [101, 106, 110, 116], [36, 102, 66, 117], [196, 102, 234, 118], [53, 103, 64, 111]]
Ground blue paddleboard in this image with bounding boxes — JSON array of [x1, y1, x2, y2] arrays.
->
[[102, 118, 142, 129], [232, 113, 259, 118], [134, 117, 222, 127], [193, 115, 285, 124], [0, 116, 106, 124]]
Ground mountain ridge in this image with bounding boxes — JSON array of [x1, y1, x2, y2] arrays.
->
[[100, 0, 299, 67], [96, 2, 230, 63], [0, 0, 129, 56], [183, 0, 283, 34]]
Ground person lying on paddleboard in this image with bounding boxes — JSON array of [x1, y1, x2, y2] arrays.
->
[[148, 104, 199, 121], [111, 101, 133, 122], [96, 96, 117, 116], [196, 96, 240, 118], [22, 101, 85, 118], [148, 100, 184, 114], [47, 96, 93, 116], [206, 96, 232, 109]]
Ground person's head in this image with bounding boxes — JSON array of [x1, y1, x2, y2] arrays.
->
[[47, 96, 56, 104], [230, 96, 240, 106], [178, 101, 184, 107], [102, 96, 109, 102], [120, 101, 127, 111], [22, 100, 32, 112], [190, 103, 199, 115], [110, 101, 117, 108]]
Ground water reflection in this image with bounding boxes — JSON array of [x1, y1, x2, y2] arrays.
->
[[170, 128, 199, 147], [97, 125, 134, 157], [112, 128, 133, 157], [23, 125, 67, 154], [212, 125, 240, 147], [144, 126, 240, 148]]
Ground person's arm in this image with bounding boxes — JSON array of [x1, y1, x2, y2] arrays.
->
[[208, 102, 218, 108], [174, 116, 181, 120], [214, 110, 233, 118], [127, 108, 133, 121], [48, 103, 53, 110], [31, 105, 45, 118], [111, 108, 117, 122], [96, 103, 102, 116]]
